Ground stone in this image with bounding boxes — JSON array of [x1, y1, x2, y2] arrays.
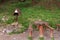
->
[[0, 22, 23, 34], [11, 22, 18, 26], [1, 25, 14, 34]]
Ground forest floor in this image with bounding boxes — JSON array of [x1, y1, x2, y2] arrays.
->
[[0, 2, 60, 40], [0, 30, 60, 40]]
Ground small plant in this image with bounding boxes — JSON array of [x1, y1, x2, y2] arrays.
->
[[51, 37, 54, 40], [39, 37, 44, 40], [28, 36, 32, 40]]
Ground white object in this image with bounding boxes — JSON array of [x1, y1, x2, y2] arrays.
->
[[15, 9, 18, 13]]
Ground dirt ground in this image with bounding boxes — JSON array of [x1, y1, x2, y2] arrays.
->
[[0, 30, 60, 40]]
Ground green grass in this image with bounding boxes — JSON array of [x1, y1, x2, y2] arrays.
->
[[39, 37, 44, 40], [28, 37, 32, 40], [0, 2, 60, 34], [9, 28, 25, 34], [51, 37, 54, 40]]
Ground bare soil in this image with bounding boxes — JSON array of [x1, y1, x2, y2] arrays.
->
[[0, 30, 60, 40]]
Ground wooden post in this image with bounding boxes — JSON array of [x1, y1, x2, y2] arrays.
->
[[50, 29, 54, 40], [28, 24, 33, 40], [39, 25, 44, 38], [28, 24, 33, 38], [39, 25, 44, 40], [56, 24, 60, 31], [29, 30, 32, 37], [50, 29, 53, 37]]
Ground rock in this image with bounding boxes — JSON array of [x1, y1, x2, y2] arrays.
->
[[18, 24, 23, 28], [1, 24, 14, 34], [0, 22, 23, 34], [2, 29, 6, 33], [11, 22, 18, 26], [2, 28, 13, 34]]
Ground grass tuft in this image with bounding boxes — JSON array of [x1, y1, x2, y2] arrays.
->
[[39, 37, 44, 40]]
